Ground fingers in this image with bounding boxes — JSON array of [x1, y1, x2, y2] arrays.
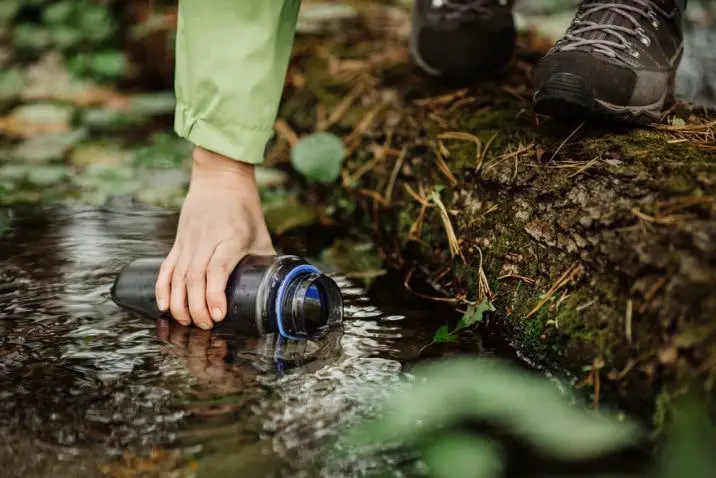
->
[[186, 246, 215, 330], [156, 247, 179, 313], [206, 241, 242, 323], [170, 249, 192, 326]]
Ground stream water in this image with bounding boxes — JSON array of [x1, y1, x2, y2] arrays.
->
[[0, 204, 487, 478]]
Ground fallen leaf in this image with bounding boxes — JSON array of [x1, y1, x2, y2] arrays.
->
[[290, 132, 346, 183]]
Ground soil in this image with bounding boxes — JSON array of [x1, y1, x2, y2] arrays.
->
[[274, 6, 716, 426]]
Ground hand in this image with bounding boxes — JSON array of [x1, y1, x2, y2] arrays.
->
[[155, 146, 275, 329], [155, 319, 257, 400]]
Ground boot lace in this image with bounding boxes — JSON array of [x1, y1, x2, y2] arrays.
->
[[555, 0, 678, 59], [431, 0, 510, 21]]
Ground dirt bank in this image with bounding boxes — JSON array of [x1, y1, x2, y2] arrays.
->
[[273, 8, 716, 425]]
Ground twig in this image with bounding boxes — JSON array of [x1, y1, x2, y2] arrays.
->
[[549, 121, 585, 163], [526, 264, 582, 318], [497, 274, 537, 285], [625, 299, 633, 345], [403, 267, 465, 303], [438, 131, 488, 172], [568, 156, 600, 178], [384, 146, 408, 205], [429, 188, 462, 260], [274, 118, 299, 146], [431, 142, 459, 186], [321, 82, 366, 130]]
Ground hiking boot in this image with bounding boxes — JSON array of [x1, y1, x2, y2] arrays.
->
[[410, 0, 516, 85], [533, 0, 687, 124]]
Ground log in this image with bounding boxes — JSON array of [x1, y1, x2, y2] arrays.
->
[[276, 13, 716, 422]]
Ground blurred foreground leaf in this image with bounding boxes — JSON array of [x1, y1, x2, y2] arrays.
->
[[291, 132, 346, 183], [347, 358, 642, 464], [659, 395, 716, 478], [424, 434, 503, 478]]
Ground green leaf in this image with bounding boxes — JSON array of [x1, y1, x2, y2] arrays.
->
[[43, 2, 74, 24], [0, 1, 21, 25], [456, 299, 496, 331], [659, 396, 716, 478], [78, 4, 114, 42], [90, 51, 126, 80], [27, 165, 68, 186], [0, 68, 25, 103], [346, 358, 642, 461], [424, 434, 504, 478], [290, 132, 346, 183], [433, 325, 454, 343], [51, 26, 82, 49], [12, 128, 87, 164], [13, 25, 53, 51]]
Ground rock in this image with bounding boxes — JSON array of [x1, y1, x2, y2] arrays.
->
[[0, 69, 24, 105], [126, 92, 176, 117], [26, 165, 68, 186], [12, 128, 87, 164], [1, 102, 75, 138], [70, 143, 130, 168]]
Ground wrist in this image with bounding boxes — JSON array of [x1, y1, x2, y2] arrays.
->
[[191, 146, 256, 184]]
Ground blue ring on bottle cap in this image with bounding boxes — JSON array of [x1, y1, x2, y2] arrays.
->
[[275, 264, 321, 339]]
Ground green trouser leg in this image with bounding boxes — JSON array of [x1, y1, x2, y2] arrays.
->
[[174, 0, 302, 164]]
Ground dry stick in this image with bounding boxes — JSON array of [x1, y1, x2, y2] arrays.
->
[[526, 264, 582, 318], [638, 276, 668, 314], [593, 358, 602, 409], [549, 121, 585, 163], [321, 81, 366, 131], [403, 267, 465, 303], [345, 128, 395, 186], [273, 118, 299, 146], [478, 132, 498, 172], [474, 247, 493, 301], [384, 146, 408, 205], [631, 208, 688, 225], [344, 101, 387, 155], [659, 196, 715, 216], [437, 131, 486, 172], [483, 142, 534, 173], [429, 189, 463, 260], [497, 274, 536, 285], [625, 299, 633, 345], [568, 156, 600, 178], [413, 88, 469, 108], [432, 142, 459, 186], [405, 183, 433, 240]]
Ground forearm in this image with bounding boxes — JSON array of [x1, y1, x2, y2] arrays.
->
[[174, 0, 302, 164]]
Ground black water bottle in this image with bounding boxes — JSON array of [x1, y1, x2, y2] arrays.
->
[[111, 255, 343, 339]]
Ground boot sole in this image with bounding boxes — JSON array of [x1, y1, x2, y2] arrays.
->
[[533, 72, 667, 125]]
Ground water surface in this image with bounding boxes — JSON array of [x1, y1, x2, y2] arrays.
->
[[0, 205, 472, 478]]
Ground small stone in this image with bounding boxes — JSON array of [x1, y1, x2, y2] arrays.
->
[[12, 128, 87, 163], [657, 345, 678, 365], [0, 68, 24, 103], [70, 143, 129, 168], [27, 165, 68, 186]]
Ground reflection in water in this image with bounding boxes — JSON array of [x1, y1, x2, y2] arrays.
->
[[0, 205, 454, 477]]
